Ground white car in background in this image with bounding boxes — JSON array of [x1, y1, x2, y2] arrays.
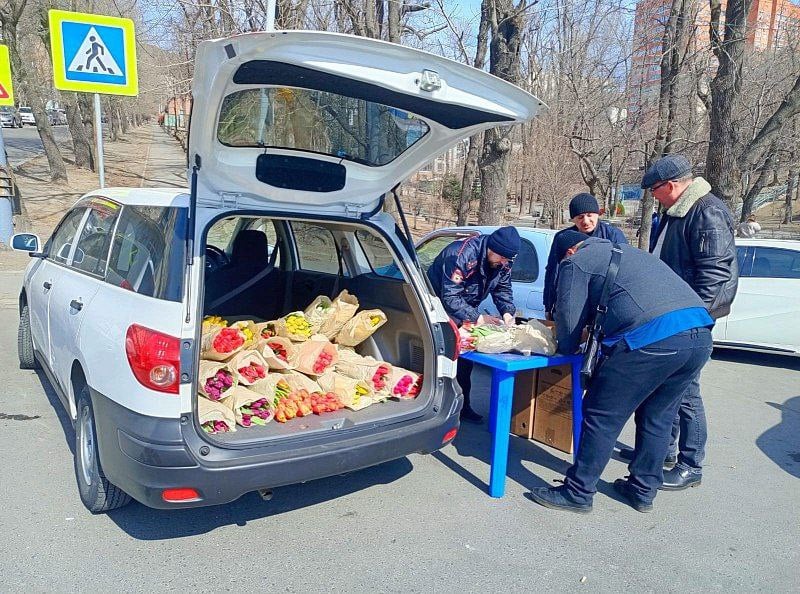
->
[[18, 106, 36, 126], [712, 239, 800, 356]]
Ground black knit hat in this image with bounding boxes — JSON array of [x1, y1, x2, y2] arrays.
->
[[554, 230, 589, 262], [569, 193, 600, 219], [486, 226, 521, 259]]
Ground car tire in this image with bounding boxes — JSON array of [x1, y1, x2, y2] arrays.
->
[[18, 304, 41, 370], [74, 386, 132, 513]]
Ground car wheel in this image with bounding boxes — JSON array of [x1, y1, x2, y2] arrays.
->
[[18, 304, 41, 370], [74, 386, 132, 513]]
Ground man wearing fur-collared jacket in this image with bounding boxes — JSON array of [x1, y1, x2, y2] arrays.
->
[[618, 154, 738, 491]]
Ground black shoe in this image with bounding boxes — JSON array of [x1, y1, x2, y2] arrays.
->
[[613, 478, 654, 513], [525, 486, 592, 514], [659, 466, 702, 491], [618, 447, 677, 469], [460, 406, 483, 424]]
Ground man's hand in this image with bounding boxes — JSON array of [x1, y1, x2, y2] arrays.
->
[[502, 312, 515, 327], [477, 314, 502, 325]]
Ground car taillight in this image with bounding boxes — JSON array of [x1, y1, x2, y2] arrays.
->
[[442, 427, 458, 443], [125, 324, 181, 394], [447, 318, 461, 360]]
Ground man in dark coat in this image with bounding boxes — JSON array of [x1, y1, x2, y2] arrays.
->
[[619, 154, 738, 490], [543, 193, 628, 318], [527, 232, 714, 513], [427, 227, 520, 422]]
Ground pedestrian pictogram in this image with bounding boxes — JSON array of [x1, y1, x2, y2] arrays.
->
[[0, 45, 15, 106], [48, 10, 138, 96]]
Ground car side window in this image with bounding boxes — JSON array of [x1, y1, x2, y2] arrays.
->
[[247, 217, 281, 267], [416, 236, 458, 272], [106, 206, 186, 301], [48, 208, 87, 265], [291, 222, 341, 274], [72, 203, 121, 276], [736, 246, 751, 276], [750, 247, 800, 279], [510, 238, 538, 283]]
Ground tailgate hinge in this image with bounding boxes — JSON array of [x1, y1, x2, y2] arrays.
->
[[220, 192, 240, 208], [344, 203, 361, 217]]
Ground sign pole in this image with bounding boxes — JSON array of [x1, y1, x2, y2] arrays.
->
[[0, 44, 16, 246], [265, 0, 276, 31], [93, 92, 105, 188]]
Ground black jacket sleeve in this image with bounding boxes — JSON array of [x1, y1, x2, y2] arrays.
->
[[491, 265, 516, 317], [438, 251, 481, 325], [543, 238, 560, 314], [687, 204, 738, 313], [553, 260, 592, 354]]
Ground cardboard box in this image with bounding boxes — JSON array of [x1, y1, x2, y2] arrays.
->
[[510, 370, 537, 438], [532, 365, 574, 454]]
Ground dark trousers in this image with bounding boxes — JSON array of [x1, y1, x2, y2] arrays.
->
[[456, 358, 474, 408], [668, 371, 707, 473], [563, 328, 712, 504]]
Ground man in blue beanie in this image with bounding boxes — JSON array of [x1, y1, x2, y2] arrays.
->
[[543, 193, 627, 319], [427, 226, 520, 422]]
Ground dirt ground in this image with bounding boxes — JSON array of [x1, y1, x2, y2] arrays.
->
[[0, 125, 158, 271]]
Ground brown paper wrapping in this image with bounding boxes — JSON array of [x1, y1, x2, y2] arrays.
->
[[275, 311, 313, 342], [198, 359, 235, 400], [198, 396, 236, 432], [278, 370, 322, 394], [222, 385, 274, 426], [334, 309, 388, 347], [200, 326, 246, 361], [387, 366, 422, 400], [294, 335, 339, 376], [228, 350, 269, 386], [303, 295, 335, 334], [333, 349, 393, 392], [318, 290, 359, 339], [247, 373, 292, 403], [253, 320, 280, 341], [230, 320, 259, 349], [316, 371, 374, 410], [256, 336, 297, 370]]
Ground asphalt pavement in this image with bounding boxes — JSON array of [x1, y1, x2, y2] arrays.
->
[[1, 125, 71, 167], [0, 268, 798, 592]]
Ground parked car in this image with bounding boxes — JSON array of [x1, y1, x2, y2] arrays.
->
[[47, 108, 67, 126], [712, 238, 800, 356], [413, 226, 557, 320], [0, 106, 23, 128], [11, 30, 542, 513], [18, 106, 35, 126]]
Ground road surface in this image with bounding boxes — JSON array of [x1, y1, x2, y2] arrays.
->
[[1, 125, 71, 167]]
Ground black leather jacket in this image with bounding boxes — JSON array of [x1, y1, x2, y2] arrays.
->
[[652, 191, 738, 319]]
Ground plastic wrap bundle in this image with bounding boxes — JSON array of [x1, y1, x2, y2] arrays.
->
[[335, 309, 388, 347]]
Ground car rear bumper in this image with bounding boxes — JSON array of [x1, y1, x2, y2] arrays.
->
[[90, 384, 461, 509]]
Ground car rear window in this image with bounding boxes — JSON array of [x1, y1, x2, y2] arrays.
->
[[217, 87, 429, 166], [106, 205, 187, 301], [749, 247, 800, 279]]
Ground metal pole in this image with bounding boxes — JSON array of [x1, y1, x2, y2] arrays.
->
[[94, 93, 105, 188], [0, 126, 13, 246], [265, 0, 276, 31]]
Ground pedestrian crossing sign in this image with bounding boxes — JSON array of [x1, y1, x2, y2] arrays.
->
[[0, 45, 14, 106], [49, 10, 138, 96]]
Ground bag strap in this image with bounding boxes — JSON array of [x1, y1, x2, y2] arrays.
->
[[591, 243, 623, 334]]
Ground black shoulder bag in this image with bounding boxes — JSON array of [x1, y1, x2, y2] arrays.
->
[[580, 244, 623, 389]]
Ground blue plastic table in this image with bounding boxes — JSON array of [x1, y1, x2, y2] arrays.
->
[[459, 350, 585, 498]]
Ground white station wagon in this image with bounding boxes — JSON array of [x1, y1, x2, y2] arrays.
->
[[12, 31, 543, 512]]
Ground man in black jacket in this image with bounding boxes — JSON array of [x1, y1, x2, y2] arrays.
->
[[543, 193, 627, 318], [622, 155, 738, 490], [527, 233, 714, 513]]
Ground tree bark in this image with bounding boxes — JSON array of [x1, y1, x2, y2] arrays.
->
[[64, 94, 94, 171], [784, 167, 797, 224]]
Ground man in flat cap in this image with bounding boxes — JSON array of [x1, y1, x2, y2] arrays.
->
[[618, 155, 738, 490], [543, 193, 627, 319], [428, 227, 520, 422]]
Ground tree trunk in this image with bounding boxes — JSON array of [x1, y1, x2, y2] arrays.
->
[[64, 96, 95, 171], [740, 148, 778, 221], [457, 134, 481, 225], [31, 101, 68, 182], [784, 167, 797, 224]]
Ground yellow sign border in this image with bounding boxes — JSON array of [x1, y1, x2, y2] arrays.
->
[[49, 9, 138, 96], [0, 45, 15, 106]]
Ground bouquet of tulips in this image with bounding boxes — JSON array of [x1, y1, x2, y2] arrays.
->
[[253, 320, 279, 341], [317, 371, 375, 411], [249, 373, 292, 403], [472, 319, 556, 356], [294, 335, 339, 376], [334, 348, 394, 394], [256, 336, 296, 370], [223, 385, 274, 427], [387, 366, 422, 400], [198, 396, 236, 434], [275, 311, 313, 342], [304, 295, 335, 334], [318, 290, 360, 339], [334, 309, 388, 347], [228, 350, 269, 387], [274, 388, 313, 422], [202, 314, 228, 334], [198, 360, 235, 401], [201, 326, 247, 361], [278, 370, 323, 395], [229, 320, 258, 348]]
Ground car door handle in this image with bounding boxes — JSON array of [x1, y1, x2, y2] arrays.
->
[[70, 299, 83, 311], [43, 281, 52, 290]]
